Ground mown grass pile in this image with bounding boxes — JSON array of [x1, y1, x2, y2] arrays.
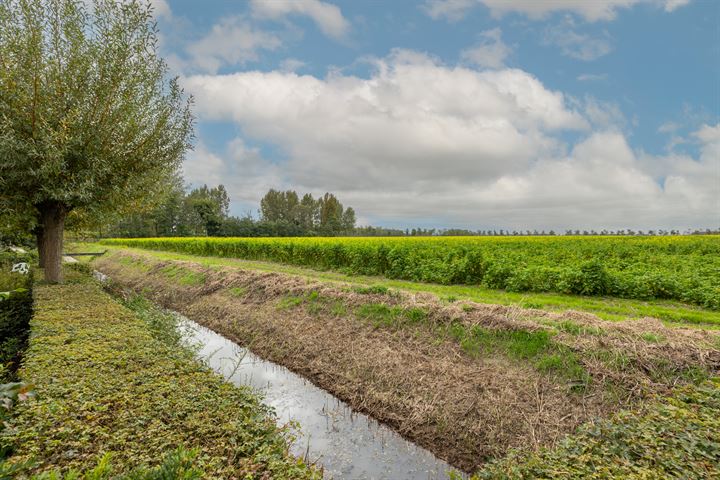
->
[[101, 235, 720, 309], [1, 270, 318, 478]]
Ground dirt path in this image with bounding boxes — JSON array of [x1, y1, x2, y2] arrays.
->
[[94, 250, 720, 472]]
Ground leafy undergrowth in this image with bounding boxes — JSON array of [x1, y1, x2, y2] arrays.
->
[[473, 378, 720, 479], [2, 269, 318, 478]]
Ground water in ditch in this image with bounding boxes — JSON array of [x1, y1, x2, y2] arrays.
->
[[177, 318, 463, 480], [92, 270, 462, 479]]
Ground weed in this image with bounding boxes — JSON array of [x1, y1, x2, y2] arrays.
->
[[278, 295, 304, 310], [228, 286, 247, 298], [404, 307, 427, 323], [356, 303, 403, 328], [640, 332, 664, 343], [354, 285, 390, 295], [554, 320, 603, 336]]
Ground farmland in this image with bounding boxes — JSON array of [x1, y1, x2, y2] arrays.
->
[[90, 246, 720, 476], [101, 235, 720, 310]]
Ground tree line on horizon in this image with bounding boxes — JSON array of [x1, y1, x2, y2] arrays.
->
[[102, 183, 719, 239], [104, 185, 359, 238]]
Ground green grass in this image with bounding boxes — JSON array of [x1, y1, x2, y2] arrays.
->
[[2, 269, 318, 478], [228, 286, 247, 297], [74, 243, 720, 328], [448, 323, 589, 383], [158, 265, 205, 285]]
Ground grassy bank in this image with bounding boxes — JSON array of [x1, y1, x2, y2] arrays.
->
[[92, 249, 720, 473], [78, 243, 720, 327], [2, 269, 318, 478]]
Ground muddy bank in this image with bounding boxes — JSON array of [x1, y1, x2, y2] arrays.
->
[[95, 251, 720, 473]]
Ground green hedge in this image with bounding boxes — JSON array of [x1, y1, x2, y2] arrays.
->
[[101, 236, 720, 309], [0, 254, 33, 381], [474, 378, 720, 479], [2, 272, 318, 478]]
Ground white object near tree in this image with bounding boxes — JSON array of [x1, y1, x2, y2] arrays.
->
[[11, 263, 29, 274], [8, 246, 27, 254]]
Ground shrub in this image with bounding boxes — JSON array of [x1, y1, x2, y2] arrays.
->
[[3, 274, 319, 478]]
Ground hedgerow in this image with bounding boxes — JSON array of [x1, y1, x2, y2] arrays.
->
[[101, 235, 720, 309], [0, 250, 34, 382], [3, 271, 318, 478], [473, 377, 720, 479]]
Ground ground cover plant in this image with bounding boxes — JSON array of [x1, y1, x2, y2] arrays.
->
[[2, 269, 319, 478], [92, 249, 720, 473], [101, 235, 720, 310], [473, 377, 720, 479]]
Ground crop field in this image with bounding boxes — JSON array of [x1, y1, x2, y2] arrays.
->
[[101, 236, 720, 310]]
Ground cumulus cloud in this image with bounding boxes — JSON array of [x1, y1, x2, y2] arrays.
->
[[183, 17, 282, 73], [250, 0, 350, 40], [180, 52, 716, 230], [460, 28, 512, 69], [184, 139, 283, 212], [424, 0, 693, 22]]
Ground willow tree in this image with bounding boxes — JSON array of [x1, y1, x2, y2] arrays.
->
[[0, 0, 193, 282]]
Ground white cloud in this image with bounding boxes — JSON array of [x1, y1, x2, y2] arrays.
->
[[581, 96, 627, 129], [423, 0, 693, 22], [280, 58, 307, 73], [577, 73, 608, 82], [184, 17, 282, 73], [544, 21, 613, 60], [460, 28, 512, 69], [149, 0, 171, 18], [181, 52, 717, 230], [250, 0, 350, 40], [422, 0, 476, 21], [184, 139, 283, 211], [693, 123, 720, 143], [658, 121, 680, 133], [664, 0, 691, 12]]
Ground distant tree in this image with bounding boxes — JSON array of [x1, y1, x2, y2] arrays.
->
[[341, 207, 356, 232], [0, 0, 193, 282], [185, 185, 229, 236], [318, 193, 344, 234], [260, 189, 299, 224], [296, 193, 318, 231]]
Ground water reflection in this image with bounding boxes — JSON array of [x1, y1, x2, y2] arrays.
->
[[178, 318, 463, 480]]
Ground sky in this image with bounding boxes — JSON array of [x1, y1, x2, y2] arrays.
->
[[150, 0, 718, 231]]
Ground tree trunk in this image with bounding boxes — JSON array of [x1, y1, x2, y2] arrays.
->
[[38, 202, 67, 284], [34, 226, 46, 268]]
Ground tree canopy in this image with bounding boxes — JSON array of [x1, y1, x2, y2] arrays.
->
[[0, 0, 193, 281]]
